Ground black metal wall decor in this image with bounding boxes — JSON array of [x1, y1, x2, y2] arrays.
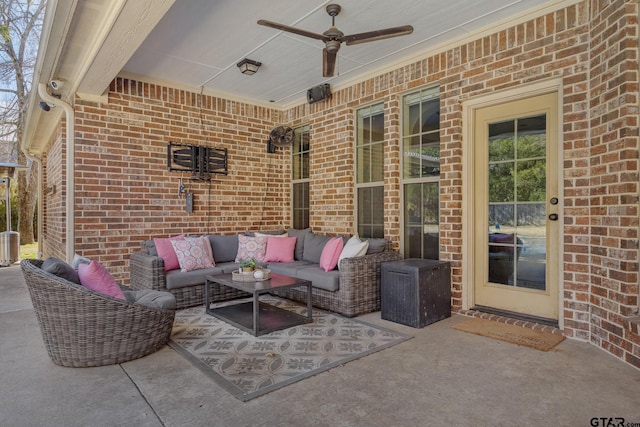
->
[[167, 142, 228, 180]]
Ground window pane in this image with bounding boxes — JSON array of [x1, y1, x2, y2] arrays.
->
[[488, 162, 514, 202], [292, 182, 309, 229], [357, 145, 371, 183], [403, 136, 422, 179], [421, 98, 440, 133], [371, 113, 384, 142], [489, 121, 515, 161], [371, 142, 384, 182]]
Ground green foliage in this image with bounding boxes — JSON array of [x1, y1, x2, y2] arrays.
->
[[488, 134, 546, 203]]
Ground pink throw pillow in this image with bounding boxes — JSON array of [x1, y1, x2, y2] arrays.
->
[[263, 236, 297, 263], [319, 237, 344, 272], [78, 261, 126, 300], [235, 235, 269, 262], [154, 234, 185, 272], [170, 237, 215, 272]]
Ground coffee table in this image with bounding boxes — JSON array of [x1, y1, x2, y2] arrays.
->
[[204, 273, 313, 336]]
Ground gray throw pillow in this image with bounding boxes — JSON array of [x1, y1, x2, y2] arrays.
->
[[208, 234, 240, 263], [302, 232, 332, 263], [288, 228, 312, 260], [42, 257, 81, 284], [365, 238, 388, 254]]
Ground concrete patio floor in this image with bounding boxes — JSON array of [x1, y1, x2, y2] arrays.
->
[[1, 263, 639, 427]]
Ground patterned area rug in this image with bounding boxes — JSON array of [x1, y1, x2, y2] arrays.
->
[[169, 296, 412, 401]]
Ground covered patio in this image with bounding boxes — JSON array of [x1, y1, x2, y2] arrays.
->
[[18, 0, 640, 390], [2, 264, 639, 426]]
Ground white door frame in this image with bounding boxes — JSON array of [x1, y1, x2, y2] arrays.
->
[[461, 78, 565, 329]]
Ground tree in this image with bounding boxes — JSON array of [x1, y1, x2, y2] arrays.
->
[[0, 0, 46, 243]]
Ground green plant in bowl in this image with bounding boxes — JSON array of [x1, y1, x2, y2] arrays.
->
[[239, 257, 256, 272]]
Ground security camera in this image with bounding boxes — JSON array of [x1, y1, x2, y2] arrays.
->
[[50, 79, 63, 90]]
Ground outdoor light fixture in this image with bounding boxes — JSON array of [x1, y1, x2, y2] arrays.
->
[[237, 58, 262, 75]]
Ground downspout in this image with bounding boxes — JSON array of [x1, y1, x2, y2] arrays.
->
[[38, 83, 74, 264]]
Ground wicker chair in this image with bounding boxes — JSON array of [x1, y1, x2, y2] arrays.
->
[[20, 259, 176, 368]]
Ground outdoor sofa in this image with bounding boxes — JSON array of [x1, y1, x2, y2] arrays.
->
[[129, 228, 402, 317]]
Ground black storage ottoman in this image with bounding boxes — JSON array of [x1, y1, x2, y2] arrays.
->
[[381, 258, 451, 328]]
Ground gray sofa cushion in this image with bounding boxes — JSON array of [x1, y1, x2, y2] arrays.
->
[[208, 234, 239, 263], [165, 262, 239, 289], [365, 238, 387, 254], [42, 257, 81, 284], [266, 260, 315, 277], [123, 289, 176, 310], [302, 232, 332, 263], [287, 228, 312, 260], [295, 266, 341, 292]]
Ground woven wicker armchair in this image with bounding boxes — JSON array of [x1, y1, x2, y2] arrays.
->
[[20, 259, 176, 368]]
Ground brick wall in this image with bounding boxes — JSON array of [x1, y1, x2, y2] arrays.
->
[[587, 0, 640, 367], [72, 79, 286, 282], [43, 122, 66, 260], [40, 0, 639, 368]]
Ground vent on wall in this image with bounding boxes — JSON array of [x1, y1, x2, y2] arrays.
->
[[167, 142, 228, 181]]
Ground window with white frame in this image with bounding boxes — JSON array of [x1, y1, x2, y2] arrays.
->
[[292, 125, 310, 229], [356, 103, 384, 238], [402, 87, 440, 259]]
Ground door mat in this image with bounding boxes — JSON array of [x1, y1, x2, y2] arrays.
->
[[452, 318, 565, 351], [169, 296, 412, 401]]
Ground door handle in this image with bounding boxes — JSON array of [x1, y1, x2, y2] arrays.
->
[[548, 213, 558, 221]]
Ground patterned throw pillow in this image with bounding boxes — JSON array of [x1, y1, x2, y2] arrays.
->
[[235, 234, 268, 262], [170, 236, 215, 272]]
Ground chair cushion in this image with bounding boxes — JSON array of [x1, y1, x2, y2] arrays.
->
[[171, 236, 215, 272], [208, 234, 239, 263], [123, 289, 176, 310], [295, 266, 341, 292], [154, 234, 185, 271], [42, 257, 81, 284], [263, 236, 297, 263], [266, 260, 315, 276], [78, 261, 126, 300], [165, 266, 222, 289], [319, 237, 344, 271], [302, 232, 332, 263]]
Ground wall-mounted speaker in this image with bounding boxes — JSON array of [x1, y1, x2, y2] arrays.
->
[[307, 84, 331, 104]]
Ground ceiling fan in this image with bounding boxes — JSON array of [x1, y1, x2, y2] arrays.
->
[[257, 4, 413, 77]]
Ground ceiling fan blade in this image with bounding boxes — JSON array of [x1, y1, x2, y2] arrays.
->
[[343, 25, 414, 46], [257, 19, 330, 42], [323, 49, 336, 77]]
